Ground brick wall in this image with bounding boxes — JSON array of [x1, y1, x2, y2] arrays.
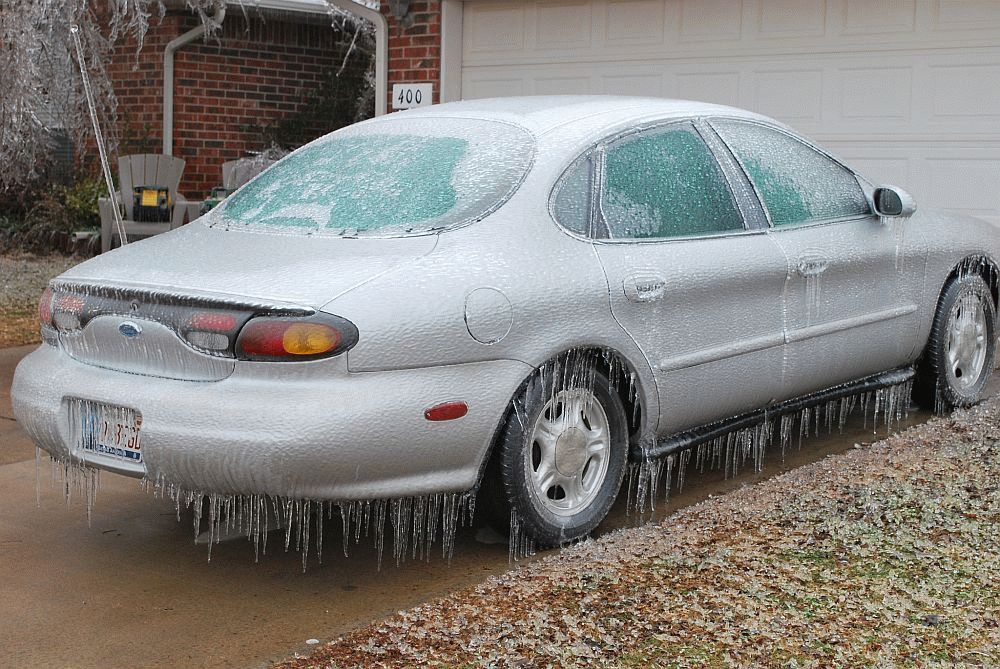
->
[[382, 2, 443, 112], [108, 11, 368, 199]]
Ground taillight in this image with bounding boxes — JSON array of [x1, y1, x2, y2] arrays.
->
[[235, 313, 358, 361], [52, 292, 85, 330], [188, 312, 238, 332], [39, 287, 54, 328], [183, 311, 243, 352]]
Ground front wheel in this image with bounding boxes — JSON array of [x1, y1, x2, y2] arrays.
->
[[496, 366, 628, 548], [915, 274, 996, 410]]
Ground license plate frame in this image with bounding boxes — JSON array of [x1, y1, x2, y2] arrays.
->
[[70, 399, 143, 463]]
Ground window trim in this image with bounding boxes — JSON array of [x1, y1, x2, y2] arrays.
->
[[548, 117, 762, 245], [706, 117, 874, 231]]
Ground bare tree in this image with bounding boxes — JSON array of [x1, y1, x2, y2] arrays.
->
[[0, 0, 374, 199]]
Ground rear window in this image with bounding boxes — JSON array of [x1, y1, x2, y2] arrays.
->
[[215, 117, 534, 237]]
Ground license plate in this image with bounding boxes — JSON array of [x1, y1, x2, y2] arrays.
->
[[71, 399, 143, 462]]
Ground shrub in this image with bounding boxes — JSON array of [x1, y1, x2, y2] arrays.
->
[[0, 174, 104, 255]]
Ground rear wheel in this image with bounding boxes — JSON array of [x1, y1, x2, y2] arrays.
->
[[915, 274, 996, 410], [496, 366, 628, 547]]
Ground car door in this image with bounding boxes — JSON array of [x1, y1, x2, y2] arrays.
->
[[709, 119, 925, 400], [580, 120, 790, 435]]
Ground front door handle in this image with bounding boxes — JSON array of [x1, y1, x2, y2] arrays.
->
[[624, 273, 666, 303]]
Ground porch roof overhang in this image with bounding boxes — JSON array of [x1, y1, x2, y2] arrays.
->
[[164, 0, 387, 155], [230, 0, 380, 15]]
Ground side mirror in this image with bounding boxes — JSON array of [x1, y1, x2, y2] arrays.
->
[[873, 186, 916, 218]]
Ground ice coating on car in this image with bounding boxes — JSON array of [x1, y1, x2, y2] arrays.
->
[[11, 96, 1000, 567], [711, 119, 870, 226], [603, 123, 743, 239], [628, 377, 916, 513], [215, 117, 535, 237]]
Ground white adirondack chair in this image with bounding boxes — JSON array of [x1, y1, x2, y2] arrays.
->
[[98, 154, 190, 253]]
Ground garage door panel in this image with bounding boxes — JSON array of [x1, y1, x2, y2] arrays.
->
[[605, 0, 666, 44], [677, 0, 741, 41], [532, 75, 593, 95], [843, 0, 916, 35], [601, 73, 663, 96], [465, 3, 525, 53], [535, 1, 593, 49], [930, 64, 1000, 119], [934, 0, 1000, 30], [674, 71, 739, 107], [757, 0, 827, 37], [838, 67, 913, 121], [925, 157, 1000, 220], [464, 77, 526, 99], [752, 69, 824, 123]]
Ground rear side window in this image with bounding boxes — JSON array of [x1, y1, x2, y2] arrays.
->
[[551, 155, 593, 235], [712, 120, 869, 227], [601, 122, 744, 239]]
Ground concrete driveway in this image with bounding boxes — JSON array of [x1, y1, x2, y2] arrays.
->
[[0, 345, 512, 669]]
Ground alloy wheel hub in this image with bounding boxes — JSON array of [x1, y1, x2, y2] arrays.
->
[[526, 389, 612, 517], [947, 293, 988, 390], [554, 427, 588, 476]]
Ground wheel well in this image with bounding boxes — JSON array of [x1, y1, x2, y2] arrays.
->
[[474, 347, 649, 495], [945, 255, 1000, 310], [587, 347, 646, 441]]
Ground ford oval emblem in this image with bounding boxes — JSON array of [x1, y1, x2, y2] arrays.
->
[[118, 321, 142, 339]]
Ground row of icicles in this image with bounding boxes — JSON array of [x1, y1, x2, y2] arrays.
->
[[41, 373, 914, 570]]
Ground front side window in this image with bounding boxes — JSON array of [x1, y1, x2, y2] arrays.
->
[[216, 117, 534, 237], [712, 120, 869, 227], [600, 123, 744, 240]]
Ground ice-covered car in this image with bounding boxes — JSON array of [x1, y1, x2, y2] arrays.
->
[[12, 96, 999, 552]]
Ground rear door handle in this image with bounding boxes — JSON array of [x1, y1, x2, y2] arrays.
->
[[624, 273, 666, 302], [796, 257, 828, 277]]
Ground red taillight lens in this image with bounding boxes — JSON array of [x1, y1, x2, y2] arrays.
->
[[54, 293, 85, 314], [238, 320, 296, 357], [235, 314, 358, 361], [188, 312, 238, 332], [51, 292, 86, 331], [39, 288, 54, 327]]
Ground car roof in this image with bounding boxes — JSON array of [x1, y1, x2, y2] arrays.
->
[[383, 95, 772, 137]]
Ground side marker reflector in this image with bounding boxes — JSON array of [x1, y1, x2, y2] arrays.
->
[[424, 401, 468, 422]]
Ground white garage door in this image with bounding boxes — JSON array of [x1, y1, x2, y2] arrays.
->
[[462, 0, 1000, 224]]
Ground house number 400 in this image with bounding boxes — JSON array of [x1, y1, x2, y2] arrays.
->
[[392, 83, 433, 110]]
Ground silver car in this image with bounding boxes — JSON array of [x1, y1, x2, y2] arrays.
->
[[13, 96, 998, 553]]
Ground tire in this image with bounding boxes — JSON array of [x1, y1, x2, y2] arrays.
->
[[915, 274, 996, 411], [496, 364, 628, 547]]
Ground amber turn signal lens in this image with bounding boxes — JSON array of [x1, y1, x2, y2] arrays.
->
[[282, 323, 340, 356], [235, 313, 358, 361]]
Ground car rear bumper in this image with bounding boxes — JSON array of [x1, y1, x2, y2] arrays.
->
[[12, 345, 532, 500]]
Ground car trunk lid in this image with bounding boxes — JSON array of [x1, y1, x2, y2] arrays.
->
[[49, 223, 436, 381], [65, 221, 438, 307]]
